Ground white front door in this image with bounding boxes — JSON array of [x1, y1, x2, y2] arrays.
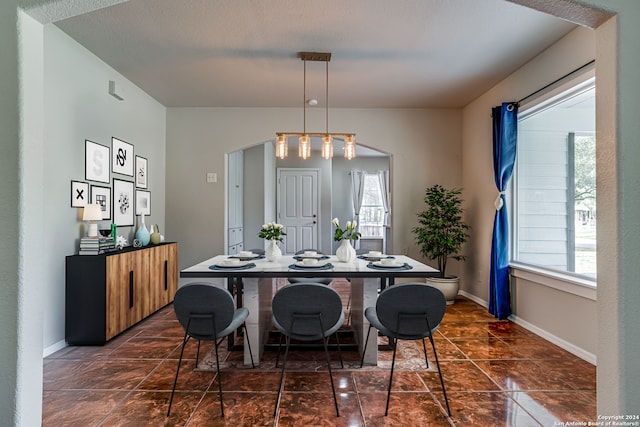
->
[[277, 168, 319, 254]]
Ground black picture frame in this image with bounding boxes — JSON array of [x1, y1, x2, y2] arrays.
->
[[135, 190, 151, 215], [71, 180, 89, 207], [112, 179, 134, 226], [90, 185, 112, 220], [85, 140, 110, 183], [112, 137, 134, 176], [135, 155, 148, 188]]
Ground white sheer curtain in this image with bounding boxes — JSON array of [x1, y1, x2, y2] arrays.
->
[[377, 170, 390, 227], [350, 169, 365, 223]]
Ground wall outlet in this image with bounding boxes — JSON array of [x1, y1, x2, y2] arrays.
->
[[206, 172, 217, 183]]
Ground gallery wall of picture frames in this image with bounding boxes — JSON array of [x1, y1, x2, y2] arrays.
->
[[72, 137, 152, 228]]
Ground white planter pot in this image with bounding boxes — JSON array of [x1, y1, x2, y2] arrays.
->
[[336, 239, 356, 263], [426, 276, 460, 305]]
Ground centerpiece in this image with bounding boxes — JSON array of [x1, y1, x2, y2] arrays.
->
[[332, 218, 361, 263], [258, 222, 286, 261]]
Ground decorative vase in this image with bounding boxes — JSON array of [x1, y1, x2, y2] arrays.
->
[[336, 239, 356, 263], [150, 224, 161, 245], [135, 214, 151, 246], [265, 239, 282, 262]]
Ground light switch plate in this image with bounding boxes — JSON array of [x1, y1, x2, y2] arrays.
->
[[206, 172, 217, 183]]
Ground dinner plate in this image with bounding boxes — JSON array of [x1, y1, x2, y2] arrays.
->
[[372, 260, 406, 268], [294, 261, 330, 268], [215, 261, 251, 268], [229, 253, 261, 260], [360, 254, 390, 261], [296, 253, 325, 259]]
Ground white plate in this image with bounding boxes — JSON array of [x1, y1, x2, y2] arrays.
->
[[294, 261, 329, 268], [215, 261, 251, 268], [363, 253, 388, 260], [372, 260, 405, 268], [296, 253, 324, 259], [230, 253, 260, 260]]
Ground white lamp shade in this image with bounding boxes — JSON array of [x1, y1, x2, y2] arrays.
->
[[83, 204, 103, 221]]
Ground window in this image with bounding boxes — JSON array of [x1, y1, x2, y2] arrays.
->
[[513, 73, 596, 280], [359, 173, 385, 238]]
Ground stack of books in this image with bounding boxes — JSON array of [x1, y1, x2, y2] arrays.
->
[[79, 237, 116, 255]]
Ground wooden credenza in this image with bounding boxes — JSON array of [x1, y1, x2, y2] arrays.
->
[[65, 242, 178, 345]]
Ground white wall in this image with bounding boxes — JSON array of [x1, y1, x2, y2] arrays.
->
[[166, 107, 462, 270], [42, 24, 167, 352]]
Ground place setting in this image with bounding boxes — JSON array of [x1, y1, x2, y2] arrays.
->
[[357, 250, 395, 262], [288, 257, 334, 270], [293, 250, 330, 261], [209, 257, 257, 270], [229, 250, 264, 261], [366, 257, 413, 271]]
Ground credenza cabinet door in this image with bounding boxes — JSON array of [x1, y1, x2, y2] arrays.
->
[[105, 250, 149, 340], [66, 242, 178, 345]]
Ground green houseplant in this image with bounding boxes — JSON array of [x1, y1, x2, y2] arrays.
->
[[413, 185, 470, 303]]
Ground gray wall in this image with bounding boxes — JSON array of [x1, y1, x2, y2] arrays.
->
[[42, 24, 167, 352]]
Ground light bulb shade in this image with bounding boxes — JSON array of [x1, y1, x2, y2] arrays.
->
[[344, 135, 356, 160], [298, 135, 310, 159], [276, 135, 288, 159], [321, 135, 333, 159], [83, 204, 103, 221]]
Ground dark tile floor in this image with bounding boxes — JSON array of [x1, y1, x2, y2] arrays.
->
[[43, 280, 596, 426]]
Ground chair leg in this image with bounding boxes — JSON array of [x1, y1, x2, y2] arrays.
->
[[275, 332, 283, 368], [322, 335, 340, 417], [274, 335, 291, 418], [243, 324, 256, 368], [167, 332, 189, 416], [195, 340, 202, 367], [384, 336, 398, 416], [421, 337, 429, 369], [213, 340, 225, 417], [359, 325, 373, 368], [333, 332, 344, 369], [428, 334, 451, 416]]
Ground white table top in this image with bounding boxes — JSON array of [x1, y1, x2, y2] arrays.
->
[[181, 254, 439, 278]]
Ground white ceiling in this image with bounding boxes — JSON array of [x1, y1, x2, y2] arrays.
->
[[54, 0, 577, 109]]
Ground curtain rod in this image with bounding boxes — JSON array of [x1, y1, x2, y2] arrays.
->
[[517, 59, 595, 106]]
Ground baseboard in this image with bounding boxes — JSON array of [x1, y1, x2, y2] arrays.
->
[[508, 314, 596, 365], [43, 339, 67, 358], [458, 290, 488, 307], [457, 290, 596, 366]]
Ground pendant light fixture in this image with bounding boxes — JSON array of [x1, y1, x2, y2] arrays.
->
[[276, 52, 356, 160]]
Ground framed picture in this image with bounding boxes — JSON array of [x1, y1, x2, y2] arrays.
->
[[91, 185, 112, 220], [70, 180, 89, 207], [85, 140, 110, 183], [135, 190, 151, 215], [112, 179, 134, 226], [112, 137, 134, 176], [135, 155, 148, 188]]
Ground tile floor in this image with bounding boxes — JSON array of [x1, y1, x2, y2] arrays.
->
[[43, 280, 596, 426]]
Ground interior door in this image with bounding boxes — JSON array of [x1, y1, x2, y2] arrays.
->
[[277, 168, 319, 254]]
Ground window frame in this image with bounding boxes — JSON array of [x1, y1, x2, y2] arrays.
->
[[509, 65, 597, 290]]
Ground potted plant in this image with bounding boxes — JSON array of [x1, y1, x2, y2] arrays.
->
[[412, 184, 470, 304], [258, 222, 286, 261]]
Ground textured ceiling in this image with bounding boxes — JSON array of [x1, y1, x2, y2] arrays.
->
[[53, 0, 577, 108]]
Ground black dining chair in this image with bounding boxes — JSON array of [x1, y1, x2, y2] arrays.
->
[[359, 282, 451, 416], [271, 282, 345, 417], [168, 282, 255, 417]]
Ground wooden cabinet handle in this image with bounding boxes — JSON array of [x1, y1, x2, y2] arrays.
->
[[129, 271, 134, 308]]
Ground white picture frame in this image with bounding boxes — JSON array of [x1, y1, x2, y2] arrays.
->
[[85, 140, 110, 183], [112, 137, 134, 176], [135, 190, 151, 216], [135, 155, 148, 188], [113, 179, 134, 226]]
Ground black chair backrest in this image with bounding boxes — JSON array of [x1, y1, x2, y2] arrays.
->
[[272, 282, 342, 336], [173, 282, 235, 340], [376, 282, 446, 336]]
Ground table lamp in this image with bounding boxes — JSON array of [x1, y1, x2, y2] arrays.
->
[[83, 204, 103, 237]]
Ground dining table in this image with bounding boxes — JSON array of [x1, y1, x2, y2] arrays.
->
[[180, 252, 439, 365]]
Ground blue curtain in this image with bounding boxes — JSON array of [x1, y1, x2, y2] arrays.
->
[[489, 102, 518, 319]]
